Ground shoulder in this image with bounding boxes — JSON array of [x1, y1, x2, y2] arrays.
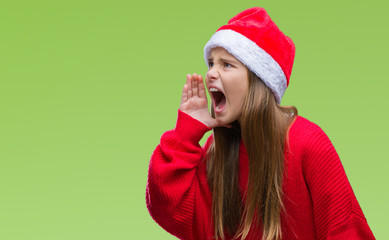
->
[[287, 115, 335, 155], [288, 115, 327, 142]]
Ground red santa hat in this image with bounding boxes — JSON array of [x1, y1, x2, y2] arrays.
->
[[204, 7, 295, 104]]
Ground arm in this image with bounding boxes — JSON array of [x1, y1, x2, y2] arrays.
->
[[146, 110, 211, 239], [146, 73, 221, 239], [302, 125, 375, 240]]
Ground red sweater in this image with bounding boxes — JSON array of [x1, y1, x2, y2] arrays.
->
[[146, 110, 375, 240]]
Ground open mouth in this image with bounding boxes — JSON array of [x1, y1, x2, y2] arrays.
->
[[209, 87, 226, 112]]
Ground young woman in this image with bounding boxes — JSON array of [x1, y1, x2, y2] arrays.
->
[[146, 7, 375, 240]]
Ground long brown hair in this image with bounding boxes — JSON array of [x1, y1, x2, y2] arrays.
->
[[206, 70, 297, 240]]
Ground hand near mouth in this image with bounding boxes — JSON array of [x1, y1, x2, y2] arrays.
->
[[179, 73, 231, 129]]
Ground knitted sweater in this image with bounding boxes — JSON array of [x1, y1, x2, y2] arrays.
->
[[146, 110, 375, 240]]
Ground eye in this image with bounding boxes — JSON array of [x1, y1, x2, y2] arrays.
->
[[224, 62, 232, 68], [208, 61, 214, 68]]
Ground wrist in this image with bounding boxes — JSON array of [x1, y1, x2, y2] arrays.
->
[[175, 110, 211, 144]]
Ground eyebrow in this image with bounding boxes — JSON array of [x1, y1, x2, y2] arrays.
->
[[208, 57, 240, 65]]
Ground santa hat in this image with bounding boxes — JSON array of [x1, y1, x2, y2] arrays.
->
[[204, 7, 295, 104]]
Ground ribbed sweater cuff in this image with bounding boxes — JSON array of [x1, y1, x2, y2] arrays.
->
[[174, 110, 211, 144]]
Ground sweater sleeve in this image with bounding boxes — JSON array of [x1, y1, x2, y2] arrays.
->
[[302, 124, 375, 240], [146, 110, 212, 239]]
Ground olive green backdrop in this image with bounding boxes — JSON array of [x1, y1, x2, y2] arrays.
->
[[0, 0, 387, 239]]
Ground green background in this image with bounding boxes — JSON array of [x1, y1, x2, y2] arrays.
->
[[1, 0, 387, 239]]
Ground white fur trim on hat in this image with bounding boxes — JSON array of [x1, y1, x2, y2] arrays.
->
[[204, 29, 287, 104]]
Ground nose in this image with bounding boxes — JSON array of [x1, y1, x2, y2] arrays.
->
[[206, 67, 219, 82]]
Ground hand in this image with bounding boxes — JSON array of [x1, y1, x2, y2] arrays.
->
[[179, 73, 231, 129]]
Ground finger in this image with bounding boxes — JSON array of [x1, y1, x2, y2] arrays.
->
[[193, 73, 199, 97], [187, 74, 193, 98], [181, 84, 188, 104], [197, 75, 207, 100], [192, 73, 198, 97]]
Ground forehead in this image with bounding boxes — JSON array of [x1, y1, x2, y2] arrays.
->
[[209, 47, 234, 58], [209, 47, 244, 65]]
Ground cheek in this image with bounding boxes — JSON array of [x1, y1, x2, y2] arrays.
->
[[231, 87, 248, 109], [231, 80, 248, 100], [227, 87, 247, 108], [223, 71, 248, 104]]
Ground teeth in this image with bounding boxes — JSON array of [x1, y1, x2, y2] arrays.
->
[[209, 87, 219, 92]]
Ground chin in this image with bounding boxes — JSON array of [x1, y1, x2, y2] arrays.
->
[[215, 114, 237, 125]]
